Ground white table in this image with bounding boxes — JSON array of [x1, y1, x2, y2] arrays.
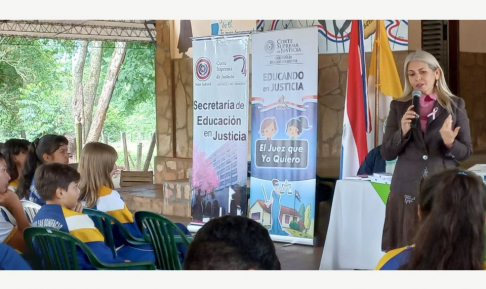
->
[[468, 164, 486, 183], [319, 180, 388, 270]]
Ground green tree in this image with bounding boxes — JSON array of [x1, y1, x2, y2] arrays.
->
[[102, 42, 156, 142], [17, 83, 73, 138], [0, 37, 156, 163], [299, 203, 305, 220], [304, 204, 312, 234], [0, 38, 74, 140]]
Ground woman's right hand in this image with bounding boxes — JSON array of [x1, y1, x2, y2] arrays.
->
[[401, 105, 417, 137]]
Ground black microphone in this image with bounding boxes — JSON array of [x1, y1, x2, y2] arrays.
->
[[410, 90, 421, 128]]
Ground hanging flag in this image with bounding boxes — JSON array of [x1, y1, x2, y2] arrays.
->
[[367, 20, 403, 147], [340, 20, 369, 179], [295, 190, 301, 202]]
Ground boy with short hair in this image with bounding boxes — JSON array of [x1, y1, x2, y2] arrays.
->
[[184, 215, 281, 270], [32, 163, 125, 269]]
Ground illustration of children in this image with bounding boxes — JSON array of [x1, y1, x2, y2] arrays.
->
[[285, 116, 311, 140], [260, 117, 278, 140]]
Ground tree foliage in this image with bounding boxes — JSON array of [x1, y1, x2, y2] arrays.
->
[[304, 204, 312, 234], [298, 203, 305, 220], [0, 38, 156, 145], [192, 145, 220, 194], [0, 38, 74, 139]]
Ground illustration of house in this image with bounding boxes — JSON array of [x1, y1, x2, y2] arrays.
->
[[279, 206, 300, 228], [249, 200, 271, 227], [249, 199, 301, 228]]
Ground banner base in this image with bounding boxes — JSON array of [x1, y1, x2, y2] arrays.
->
[[270, 234, 314, 246]]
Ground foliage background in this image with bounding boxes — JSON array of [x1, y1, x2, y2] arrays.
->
[[0, 38, 156, 169]]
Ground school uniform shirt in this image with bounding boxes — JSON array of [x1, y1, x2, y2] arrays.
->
[[0, 244, 31, 270], [375, 245, 413, 270], [32, 204, 125, 269], [376, 245, 486, 270], [29, 177, 46, 206], [7, 180, 18, 193], [0, 209, 16, 244], [93, 186, 155, 263]]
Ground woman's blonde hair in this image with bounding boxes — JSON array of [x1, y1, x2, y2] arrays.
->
[[78, 142, 117, 208], [398, 50, 456, 114]]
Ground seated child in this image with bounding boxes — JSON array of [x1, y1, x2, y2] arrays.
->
[[0, 152, 30, 253], [1, 138, 30, 193], [17, 135, 70, 206], [79, 142, 158, 263], [376, 168, 486, 270], [184, 215, 281, 270], [32, 163, 127, 269]]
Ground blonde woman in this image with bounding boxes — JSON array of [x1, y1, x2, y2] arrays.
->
[[380, 50, 472, 252], [78, 142, 155, 263]]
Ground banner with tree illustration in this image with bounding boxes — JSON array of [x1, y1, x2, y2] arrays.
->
[[249, 27, 318, 245], [191, 35, 250, 222]]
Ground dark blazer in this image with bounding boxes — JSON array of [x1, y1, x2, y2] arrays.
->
[[381, 95, 472, 197], [357, 145, 386, 175]]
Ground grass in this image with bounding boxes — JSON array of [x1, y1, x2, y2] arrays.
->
[[286, 228, 314, 239]]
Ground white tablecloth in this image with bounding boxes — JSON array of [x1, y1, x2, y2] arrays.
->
[[319, 180, 387, 270]]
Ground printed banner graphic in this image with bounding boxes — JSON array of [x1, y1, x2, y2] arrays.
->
[[256, 20, 408, 54], [250, 27, 318, 245], [191, 35, 250, 223]]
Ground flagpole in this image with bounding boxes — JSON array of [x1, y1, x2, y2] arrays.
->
[[374, 20, 381, 148]]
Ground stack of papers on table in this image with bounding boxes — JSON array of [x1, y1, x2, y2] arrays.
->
[[345, 175, 371, 181], [468, 164, 486, 183], [370, 173, 392, 184]]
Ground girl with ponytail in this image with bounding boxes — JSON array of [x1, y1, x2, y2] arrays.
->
[[285, 116, 311, 140], [17, 134, 69, 205], [400, 168, 486, 270], [377, 168, 486, 270]]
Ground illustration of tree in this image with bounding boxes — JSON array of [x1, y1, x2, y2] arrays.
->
[[304, 204, 311, 234], [299, 203, 305, 220], [192, 145, 220, 194]]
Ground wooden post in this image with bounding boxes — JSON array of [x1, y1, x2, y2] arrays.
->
[[121, 132, 130, 171], [128, 151, 136, 169], [143, 132, 156, 171], [76, 123, 83, 162], [103, 134, 108, 144], [136, 143, 142, 170]]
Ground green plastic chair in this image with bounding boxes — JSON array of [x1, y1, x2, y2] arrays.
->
[[23, 227, 156, 270], [82, 208, 151, 257], [134, 211, 193, 270]]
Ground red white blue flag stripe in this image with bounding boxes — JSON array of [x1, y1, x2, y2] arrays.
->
[[340, 20, 370, 179]]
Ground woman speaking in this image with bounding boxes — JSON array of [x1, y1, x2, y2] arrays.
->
[[380, 50, 472, 252]]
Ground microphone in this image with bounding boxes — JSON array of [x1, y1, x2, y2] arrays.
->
[[410, 90, 421, 128]]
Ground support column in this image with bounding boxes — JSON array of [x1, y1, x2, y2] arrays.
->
[[154, 20, 192, 184]]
